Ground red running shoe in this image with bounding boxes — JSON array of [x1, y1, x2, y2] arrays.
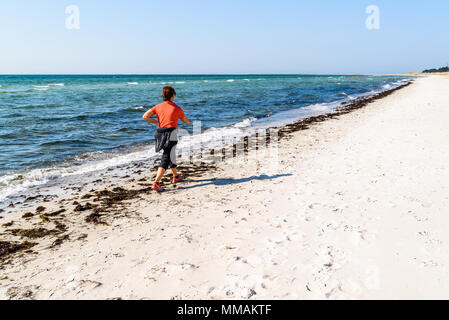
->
[[173, 174, 184, 184], [152, 182, 163, 193]]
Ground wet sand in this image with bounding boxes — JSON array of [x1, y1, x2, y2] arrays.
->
[[1, 76, 449, 299]]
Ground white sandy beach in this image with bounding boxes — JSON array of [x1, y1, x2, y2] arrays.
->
[[1, 75, 448, 300]]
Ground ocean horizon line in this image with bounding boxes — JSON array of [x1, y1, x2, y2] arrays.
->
[[0, 73, 406, 76]]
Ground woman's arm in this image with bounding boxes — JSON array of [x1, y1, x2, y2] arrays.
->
[[143, 110, 159, 125], [181, 116, 191, 124]]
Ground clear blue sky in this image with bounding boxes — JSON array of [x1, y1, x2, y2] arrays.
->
[[1, 0, 448, 74]]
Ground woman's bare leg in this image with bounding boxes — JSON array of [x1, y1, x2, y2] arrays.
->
[[155, 167, 166, 184]]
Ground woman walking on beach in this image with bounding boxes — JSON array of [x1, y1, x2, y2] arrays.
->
[[143, 86, 191, 192]]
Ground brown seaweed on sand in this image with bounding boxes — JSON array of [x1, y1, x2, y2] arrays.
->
[[54, 221, 68, 232], [35, 206, 46, 213], [42, 209, 66, 217], [51, 235, 70, 248], [94, 187, 151, 207], [39, 215, 50, 223], [85, 213, 107, 225], [8, 228, 61, 239], [0, 241, 36, 261], [22, 212, 34, 219], [2, 221, 14, 228], [74, 202, 97, 212]]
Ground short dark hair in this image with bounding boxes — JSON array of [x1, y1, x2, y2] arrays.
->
[[162, 86, 176, 101]]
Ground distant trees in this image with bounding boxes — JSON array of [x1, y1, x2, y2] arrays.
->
[[422, 66, 449, 73]]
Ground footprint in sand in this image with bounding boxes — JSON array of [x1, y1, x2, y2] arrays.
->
[[146, 262, 199, 279], [207, 274, 265, 300], [3, 283, 42, 300]]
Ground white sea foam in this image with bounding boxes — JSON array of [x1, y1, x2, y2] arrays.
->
[[0, 147, 158, 204], [340, 92, 355, 100], [227, 79, 235, 82], [127, 82, 139, 85], [177, 118, 261, 158], [33, 85, 49, 91], [175, 81, 186, 84], [303, 103, 334, 112], [234, 117, 257, 128], [49, 83, 65, 86]]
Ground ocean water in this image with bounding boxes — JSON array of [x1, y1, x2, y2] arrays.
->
[[0, 74, 411, 208]]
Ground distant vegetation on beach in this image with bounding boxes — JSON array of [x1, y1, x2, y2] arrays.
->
[[422, 66, 449, 73]]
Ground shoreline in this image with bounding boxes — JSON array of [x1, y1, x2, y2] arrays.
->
[[2, 75, 449, 299], [0, 77, 412, 215]]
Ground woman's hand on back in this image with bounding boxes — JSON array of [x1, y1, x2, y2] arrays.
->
[[143, 109, 159, 125], [181, 116, 191, 124]]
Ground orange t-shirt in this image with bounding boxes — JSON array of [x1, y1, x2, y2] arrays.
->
[[151, 101, 186, 128]]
